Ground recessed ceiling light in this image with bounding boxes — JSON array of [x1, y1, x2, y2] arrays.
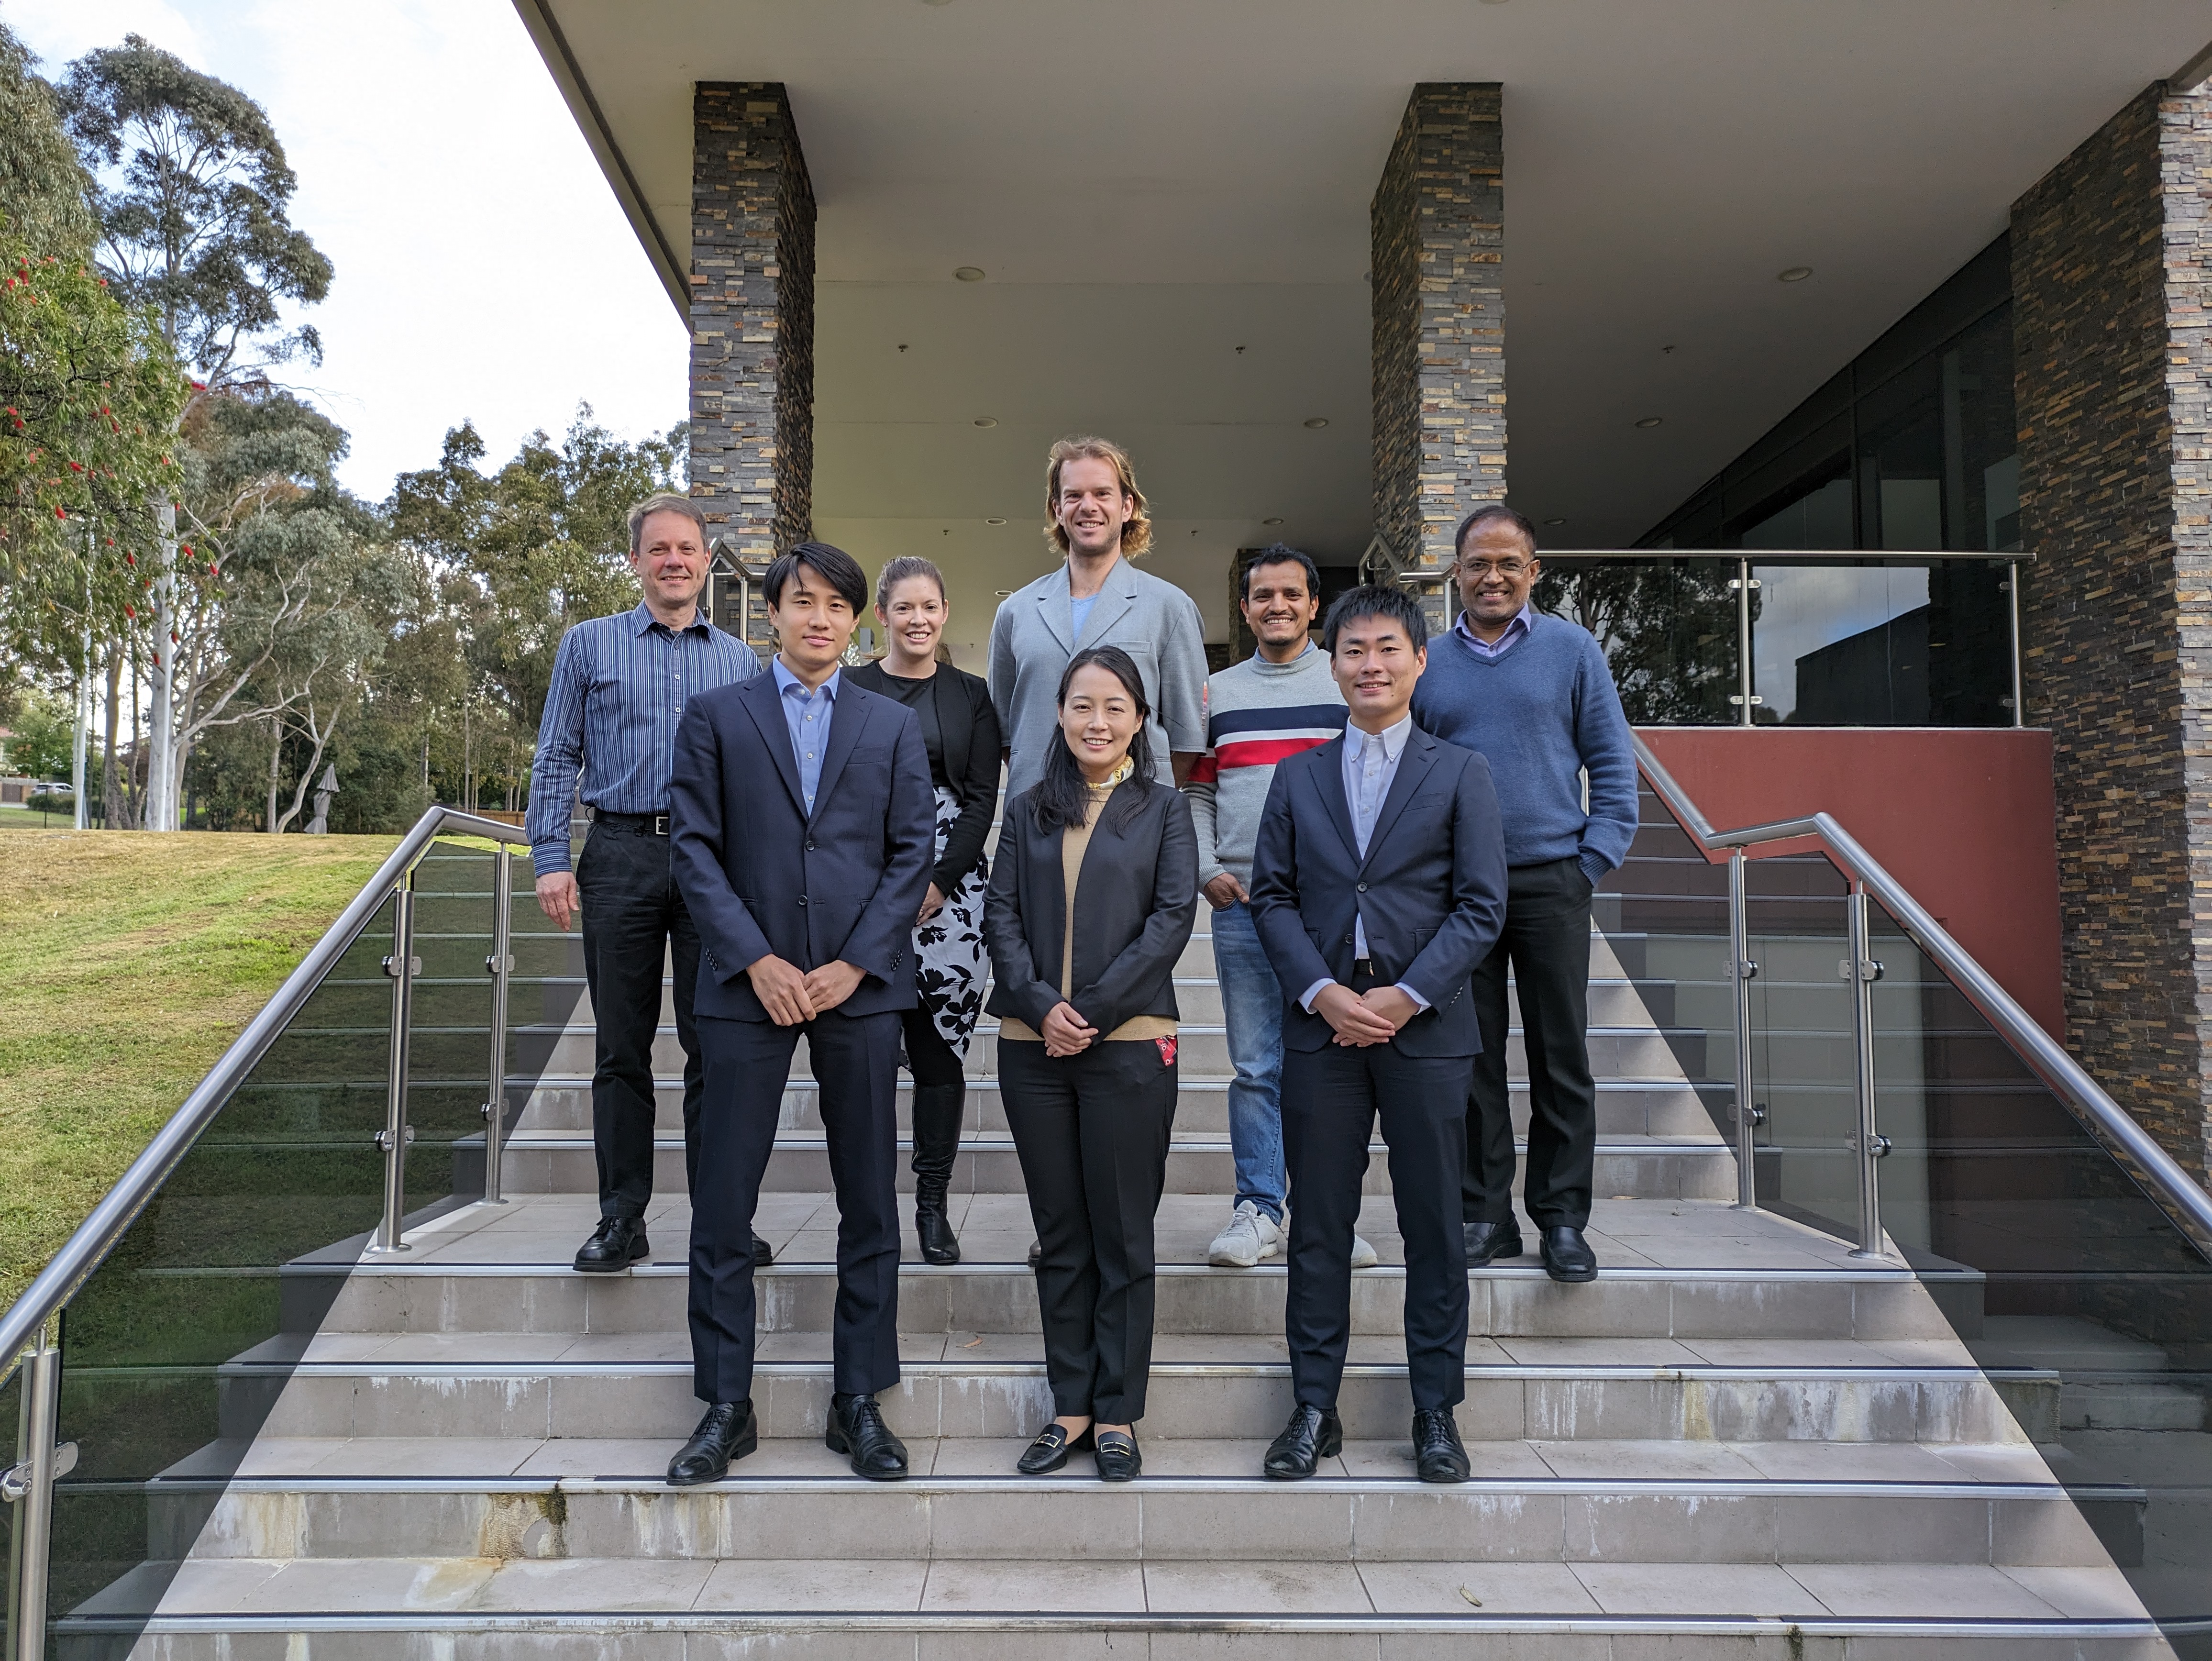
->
[[994, 589, 1012, 598], [1543, 518, 1567, 526], [953, 266, 985, 282], [972, 417, 997, 428], [984, 517, 1006, 526], [923, 0, 954, 7], [1262, 517, 1285, 527], [1778, 266, 1813, 283], [1303, 417, 1329, 430], [1634, 417, 1663, 429]]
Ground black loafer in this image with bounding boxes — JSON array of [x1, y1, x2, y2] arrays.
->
[[752, 1232, 774, 1269], [1541, 1225, 1599, 1283], [1094, 1430, 1141, 1483], [1464, 1220, 1524, 1267], [826, 1393, 909, 1481], [1412, 1407, 1471, 1483], [1017, 1421, 1094, 1476], [574, 1216, 648, 1273], [1263, 1404, 1343, 1481], [667, 1400, 756, 1485]]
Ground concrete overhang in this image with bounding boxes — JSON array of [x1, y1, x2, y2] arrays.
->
[[515, 0, 2210, 644]]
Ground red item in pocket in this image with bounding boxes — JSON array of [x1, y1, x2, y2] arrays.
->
[[1155, 1035, 1178, 1067]]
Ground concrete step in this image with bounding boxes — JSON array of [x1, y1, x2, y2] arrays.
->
[[124, 1452, 2117, 1572], [214, 1344, 2050, 1447], [509, 1075, 1730, 1142], [490, 1131, 1737, 1202]]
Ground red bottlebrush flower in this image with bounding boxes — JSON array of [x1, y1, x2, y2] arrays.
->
[[125, 605, 135, 619], [207, 564, 217, 575], [179, 545, 193, 556], [125, 554, 135, 566], [53, 506, 66, 520], [69, 461, 84, 472]]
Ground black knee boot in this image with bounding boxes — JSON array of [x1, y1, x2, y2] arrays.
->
[[910, 1083, 963, 1265]]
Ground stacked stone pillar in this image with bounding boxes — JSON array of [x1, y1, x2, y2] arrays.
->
[[2013, 80, 2212, 1183], [691, 83, 815, 564], [1370, 84, 1506, 628]]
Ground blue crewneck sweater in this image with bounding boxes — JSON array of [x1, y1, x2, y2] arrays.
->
[[1411, 612, 1638, 878]]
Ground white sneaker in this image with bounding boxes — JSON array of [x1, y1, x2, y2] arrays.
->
[[1349, 1232, 1380, 1270], [1207, 1201, 1283, 1268]]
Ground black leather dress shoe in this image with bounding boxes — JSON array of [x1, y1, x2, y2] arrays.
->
[[752, 1232, 774, 1269], [826, 1393, 909, 1480], [1017, 1421, 1093, 1475], [574, 1216, 648, 1273], [667, 1400, 756, 1485], [1027, 1239, 1041, 1271], [1412, 1407, 1471, 1483], [1464, 1220, 1525, 1267], [1094, 1429, 1141, 1483], [1262, 1403, 1343, 1480], [1541, 1225, 1599, 1283]]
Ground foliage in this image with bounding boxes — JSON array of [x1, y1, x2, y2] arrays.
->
[[1534, 561, 1746, 725], [58, 35, 331, 387], [0, 230, 184, 593], [5, 685, 74, 778], [0, 17, 96, 257], [27, 791, 71, 813]]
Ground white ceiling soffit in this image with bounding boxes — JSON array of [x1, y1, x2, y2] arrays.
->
[[518, 1, 2212, 552]]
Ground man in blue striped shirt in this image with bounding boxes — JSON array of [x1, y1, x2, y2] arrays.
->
[[528, 494, 763, 1273]]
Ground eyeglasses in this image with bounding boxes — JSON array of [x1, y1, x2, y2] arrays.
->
[[1458, 559, 1533, 578]]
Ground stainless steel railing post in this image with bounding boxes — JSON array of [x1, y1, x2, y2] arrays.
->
[[2006, 557, 2024, 729], [481, 845, 513, 1206], [1845, 885, 1891, 1259], [1735, 556, 1755, 726], [4, 1320, 75, 1661], [372, 879, 419, 1253], [1728, 850, 1760, 1210]]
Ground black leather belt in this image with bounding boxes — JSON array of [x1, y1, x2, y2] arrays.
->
[[589, 808, 669, 835], [1353, 958, 1375, 977]]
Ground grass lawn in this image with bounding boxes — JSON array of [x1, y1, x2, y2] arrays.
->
[[0, 831, 397, 1307], [0, 802, 76, 831]]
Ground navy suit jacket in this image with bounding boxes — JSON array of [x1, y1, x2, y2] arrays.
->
[[1248, 725, 1508, 1057], [669, 668, 936, 1022]]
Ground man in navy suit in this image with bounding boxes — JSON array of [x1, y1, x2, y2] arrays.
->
[[666, 541, 936, 1485], [1248, 583, 1508, 1485]]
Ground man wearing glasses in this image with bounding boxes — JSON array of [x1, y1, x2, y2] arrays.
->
[[1410, 506, 1637, 1284]]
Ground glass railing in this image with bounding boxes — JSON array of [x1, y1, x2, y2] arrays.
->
[[0, 809, 564, 1658], [1632, 742, 2212, 1647], [1531, 551, 2024, 729]]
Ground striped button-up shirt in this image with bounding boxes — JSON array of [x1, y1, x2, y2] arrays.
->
[[527, 601, 761, 876]]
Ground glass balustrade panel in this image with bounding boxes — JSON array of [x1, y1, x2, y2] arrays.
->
[[1744, 848, 1859, 1240], [1863, 902, 2211, 1642], [403, 838, 500, 1217], [1748, 559, 2012, 727], [1536, 559, 1740, 726]]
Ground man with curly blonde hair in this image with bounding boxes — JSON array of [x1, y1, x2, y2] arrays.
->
[[987, 436, 1209, 797]]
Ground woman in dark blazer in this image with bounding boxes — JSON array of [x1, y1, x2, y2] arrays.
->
[[984, 644, 1199, 1482], [847, 557, 1002, 1266]]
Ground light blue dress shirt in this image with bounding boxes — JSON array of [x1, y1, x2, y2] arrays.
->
[[772, 656, 841, 814], [1299, 714, 1429, 1015], [1452, 602, 1531, 661]]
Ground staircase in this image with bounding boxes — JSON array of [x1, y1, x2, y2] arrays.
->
[[60, 812, 2175, 1657]]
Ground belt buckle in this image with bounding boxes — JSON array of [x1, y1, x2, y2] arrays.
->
[[652, 814, 670, 836]]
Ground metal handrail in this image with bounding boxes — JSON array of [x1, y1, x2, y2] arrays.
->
[[1540, 548, 2034, 564], [0, 805, 531, 1383], [1632, 733, 2212, 1255]]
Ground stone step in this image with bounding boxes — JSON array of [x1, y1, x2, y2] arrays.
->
[[58, 1584, 2173, 1661], [508, 1075, 1730, 1142], [490, 1131, 1737, 1202], [296, 1257, 1980, 1345], [215, 1347, 2049, 1447], [124, 1456, 2118, 1572]]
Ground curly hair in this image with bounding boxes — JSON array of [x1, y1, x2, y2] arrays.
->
[[1044, 435, 1152, 559]]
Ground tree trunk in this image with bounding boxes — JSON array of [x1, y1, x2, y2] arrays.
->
[[143, 497, 179, 831], [101, 646, 122, 831], [265, 717, 282, 833]]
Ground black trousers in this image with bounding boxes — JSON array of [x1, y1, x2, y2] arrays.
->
[[1283, 1031, 1471, 1414], [1000, 1039, 1178, 1424], [1466, 857, 1598, 1230], [689, 1010, 904, 1404], [576, 822, 703, 1220]]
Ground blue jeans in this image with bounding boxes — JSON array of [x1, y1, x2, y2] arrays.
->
[[1211, 899, 1287, 1222]]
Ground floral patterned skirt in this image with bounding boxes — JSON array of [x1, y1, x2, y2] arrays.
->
[[914, 784, 989, 1059]]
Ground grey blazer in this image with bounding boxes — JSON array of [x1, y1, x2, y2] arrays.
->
[[986, 557, 1210, 798]]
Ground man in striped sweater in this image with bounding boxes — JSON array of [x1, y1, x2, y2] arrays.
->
[[1186, 546, 1375, 1271]]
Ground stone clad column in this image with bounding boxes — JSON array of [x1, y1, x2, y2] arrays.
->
[[691, 83, 815, 564], [2013, 79, 2212, 1183], [1370, 84, 1506, 630]]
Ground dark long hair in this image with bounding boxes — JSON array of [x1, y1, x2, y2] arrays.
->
[[1029, 645, 1155, 834]]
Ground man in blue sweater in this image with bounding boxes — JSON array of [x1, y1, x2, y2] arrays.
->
[[1410, 506, 1637, 1283]]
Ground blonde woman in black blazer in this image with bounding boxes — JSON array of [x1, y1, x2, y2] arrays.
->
[[984, 644, 1199, 1482]]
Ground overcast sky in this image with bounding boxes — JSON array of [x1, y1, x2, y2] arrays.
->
[[9, 0, 688, 502]]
